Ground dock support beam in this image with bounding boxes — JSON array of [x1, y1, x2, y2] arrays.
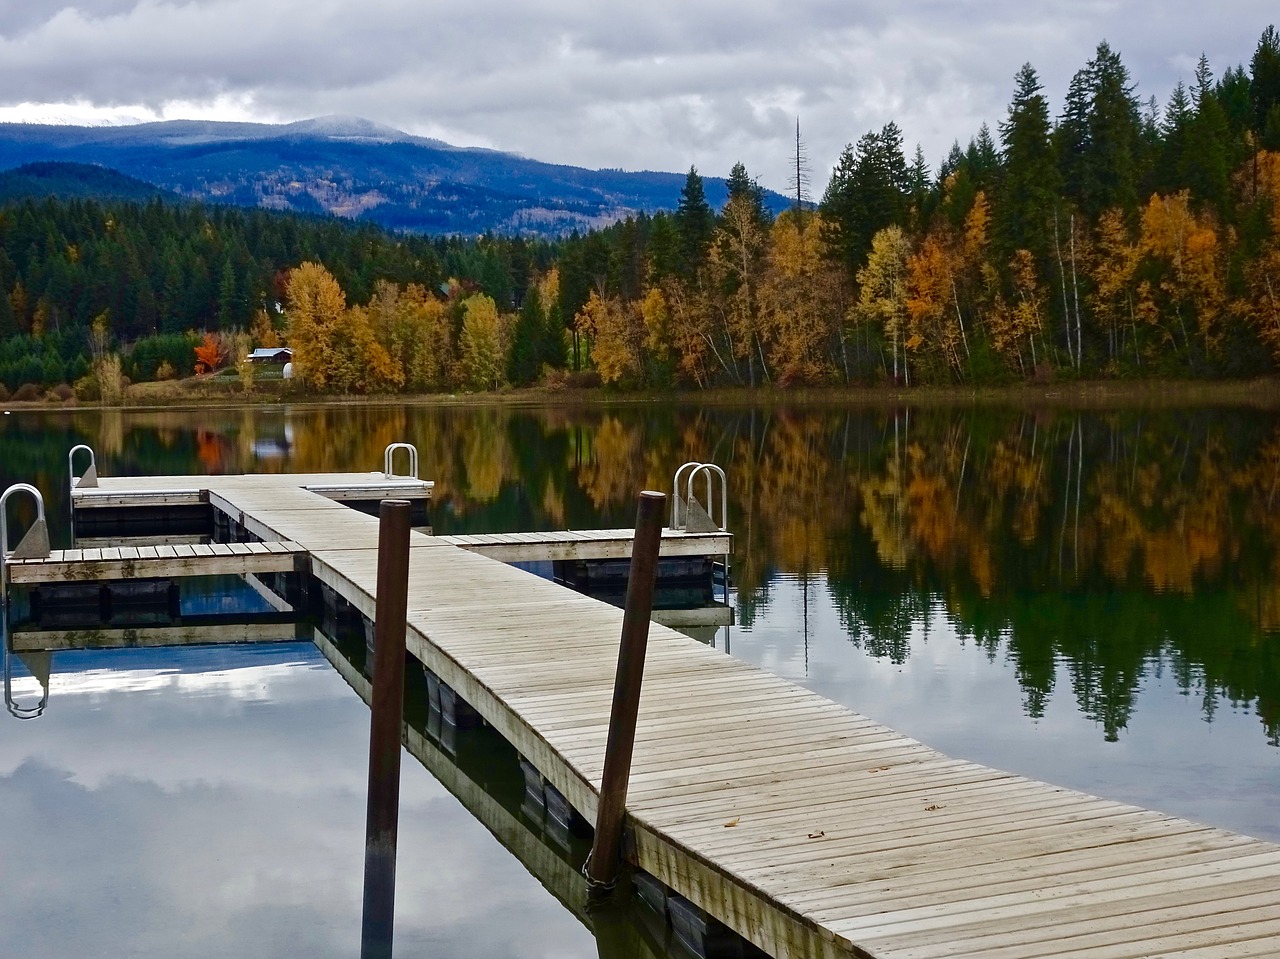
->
[[361, 499, 410, 959], [586, 489, 666, 893]]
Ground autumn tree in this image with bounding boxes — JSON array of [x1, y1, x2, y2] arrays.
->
[[193, 331, 225, 375], [285, 261, 347, 391], [711, 174, 772, 385], [906, 231, 967, 380], [638, 285, 676, 385], [578, 290, 644, 385], [1088, 209, 1142, 368], [758, 211, 842, 384], [1136, 191, 1227, 368], [855, 226, 913, 383], [366, 281, 452, 392], [458, 293, 508, 391]]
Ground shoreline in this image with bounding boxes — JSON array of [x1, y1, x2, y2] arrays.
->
[[3, 376, 1280, 413]]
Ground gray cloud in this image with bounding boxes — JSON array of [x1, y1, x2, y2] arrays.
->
[[0, 0, 1275, 190]]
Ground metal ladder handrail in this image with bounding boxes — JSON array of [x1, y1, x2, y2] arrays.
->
[[2, 482, 49, 606], [670, 461, 727, 532], [3, 607, 46, 720], [68, 443, 98, 489], [383, 442, 419, 480], [2, 483, 50, 719]]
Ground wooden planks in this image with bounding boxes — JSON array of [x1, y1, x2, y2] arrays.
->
[[9, 620, 306, 652], [71, 470, 434, 509], [436, 528, 732, 562], [4, 540, 304, 583]]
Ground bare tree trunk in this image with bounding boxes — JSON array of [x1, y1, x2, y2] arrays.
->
[[1054, 207, 1075, 368], [1070, 214, 1083, 370], [951, 279, 970, 359]]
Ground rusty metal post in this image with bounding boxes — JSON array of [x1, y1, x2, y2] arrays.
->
[[586, 489, 666, 893], [361, 499, 411, 959]]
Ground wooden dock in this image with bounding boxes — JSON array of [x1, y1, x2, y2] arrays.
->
[[9, 467, 1280, 958], [437, 528, 731, 563], [3, 541, 304, 584]]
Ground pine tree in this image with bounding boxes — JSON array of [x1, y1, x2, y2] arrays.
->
[[819, 125, 910, 286], [1183, 54, 1231, 213], [1087, 41, 1144, 216], [999, 63, 1060, 262], [1158, 81, 1194, 193], [674, 167, 714, 280], [1251, 25, 1280, 148], [507, 286, 545, 386]]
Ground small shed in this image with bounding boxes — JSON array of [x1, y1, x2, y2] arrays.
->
[[247, 347, 293, 364]]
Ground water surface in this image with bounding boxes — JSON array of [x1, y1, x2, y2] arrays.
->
[[2, 399, 1278, 954]]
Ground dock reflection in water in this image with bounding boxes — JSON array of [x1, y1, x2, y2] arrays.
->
[[1, 571, 724, 959]]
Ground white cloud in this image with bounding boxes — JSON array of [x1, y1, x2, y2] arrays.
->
[[0, 0, 1275, 190]]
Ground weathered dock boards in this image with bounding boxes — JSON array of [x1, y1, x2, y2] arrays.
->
[[70, 471, 434, 509], [4, 541, 304, 584], [10, 620, 306, 652], [436, 528, 731, 563], [183, 479, 1280, 959]]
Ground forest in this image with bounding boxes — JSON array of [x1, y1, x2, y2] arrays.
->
[[1, 26, 1279, 395]]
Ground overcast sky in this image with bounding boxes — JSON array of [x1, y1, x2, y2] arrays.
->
[[0, 1, 1275, 192]]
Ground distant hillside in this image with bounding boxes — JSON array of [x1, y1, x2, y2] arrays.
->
[[0, 116, 790, 237], [0, 161, 170, 203]]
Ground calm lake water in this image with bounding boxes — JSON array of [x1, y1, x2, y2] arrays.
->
[[2, 400, 1278, 956]]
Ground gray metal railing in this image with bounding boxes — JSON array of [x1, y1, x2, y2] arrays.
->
[[2, 482, 50, 719], [383, 443, 419, 480]]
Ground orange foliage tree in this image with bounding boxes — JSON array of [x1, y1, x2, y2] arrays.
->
[[193, 331, 225, 375]]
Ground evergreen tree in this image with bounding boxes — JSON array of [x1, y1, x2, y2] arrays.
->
[[674, 167, 714, 280], [999, 63, 1060, 261], [0, 284, 14, 338], [1157, 81, 1194, 193], [1057, 42, 1143, 216], [819, 124, 910, 285], [1183, 54, 1231, 213], [967, 123, 1002, 190], [725, 161, 769, 223], [507, 286, 545, 386], [1251, 25, 1280, 148], [646, 213, 680, 281]]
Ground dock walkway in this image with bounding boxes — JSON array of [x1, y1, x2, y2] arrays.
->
[[11, 469, 1280, 958], [438, 528, 731, 563]]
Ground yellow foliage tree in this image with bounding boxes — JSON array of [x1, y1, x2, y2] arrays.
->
[[367, 281, 453, 392], [1137, 191, 1226, 361], [1239, 152, 1280, 360], [458, 294, 507, 391], [285, 262, 347, 391], [579, 291, 644, 385], [1088, 209, 1141, 369], [855, 226, 913, 383], [758, 211, 841, 385], [639, 286, 670, 359], [906, 232, 966, 378]]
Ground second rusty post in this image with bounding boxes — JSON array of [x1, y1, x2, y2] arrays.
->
[[361, 499, 411, 959], [586, 489, 666, 892]]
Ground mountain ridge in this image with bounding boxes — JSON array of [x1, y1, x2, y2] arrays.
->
[[0, 116, 788, 236]]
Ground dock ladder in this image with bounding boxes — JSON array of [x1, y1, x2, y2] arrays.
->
[[671, 462, 730, 603], [2, 482, 51, 719]]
